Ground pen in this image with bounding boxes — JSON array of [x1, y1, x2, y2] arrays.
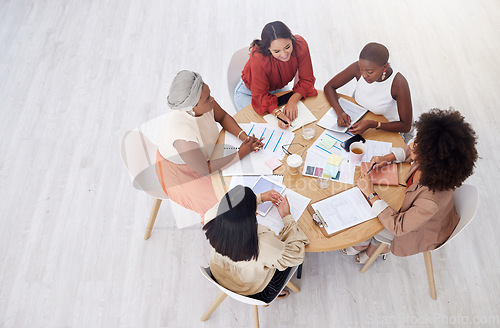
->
[[276, 116, 293, 128], [316, 209, 328, 228], [367, 162, 377, 174]]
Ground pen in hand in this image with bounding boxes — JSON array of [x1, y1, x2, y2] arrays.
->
[[276, 115, 292, 127], [367, 162, 377, 174]]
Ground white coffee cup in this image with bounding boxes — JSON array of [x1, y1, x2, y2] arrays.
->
[[349, 141, 366, 164], [286, 154, 303, 175]]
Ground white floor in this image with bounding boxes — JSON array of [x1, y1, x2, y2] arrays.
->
[[1, 0, 499, 327]]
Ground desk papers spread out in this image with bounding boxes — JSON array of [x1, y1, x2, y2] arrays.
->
[[311, 187, 374, 235], [228, 175, 310, 235], [302, 129, 355, 184], [263, 101, 317, 132], [222, 123, 294, 176], [317, 98, 368, 133]]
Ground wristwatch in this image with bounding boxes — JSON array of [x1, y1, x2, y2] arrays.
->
[[367, 192, 378, 201]]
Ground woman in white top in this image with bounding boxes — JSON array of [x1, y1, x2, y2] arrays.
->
[[324, 43, 413, 138], [156, 70, 263, 221]]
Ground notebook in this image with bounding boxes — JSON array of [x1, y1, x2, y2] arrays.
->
[[360, 162, 399, 186]]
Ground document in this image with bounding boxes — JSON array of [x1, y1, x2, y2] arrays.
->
[[224, 123, 295, 160], [257, 188, 311, 234], [311, 187, 374, 235], [263, 101, 317, 132], [317, 98, 368, 133]]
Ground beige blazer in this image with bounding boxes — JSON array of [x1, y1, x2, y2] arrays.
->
[[205, 195, 309, 295], [378, 147, 460, 257]]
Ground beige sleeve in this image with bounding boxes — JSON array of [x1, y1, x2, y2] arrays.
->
[[272, 215, 310, 271]]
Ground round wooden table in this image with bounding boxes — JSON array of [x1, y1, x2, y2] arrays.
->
[[213, 90, 409, 252]]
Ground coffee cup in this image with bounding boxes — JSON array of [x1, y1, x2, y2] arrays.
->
[[349, 141, 366, 164], [286, 154, 303, 175]]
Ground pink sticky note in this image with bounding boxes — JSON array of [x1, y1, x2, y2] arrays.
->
[[265, 157, 283, 170]]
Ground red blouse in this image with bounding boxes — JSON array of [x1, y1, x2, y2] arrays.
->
[[241, 35, 318, 115]]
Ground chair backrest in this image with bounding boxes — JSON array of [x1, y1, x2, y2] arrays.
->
[[200, 265, 298, 306], [120, 130, 168, 199], [227, 47, 250, 110], [435, 184, 478, 251]]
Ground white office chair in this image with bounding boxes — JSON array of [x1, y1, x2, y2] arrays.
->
[[120, 129, 168, 240], [200, 266, 300, 328], [227, 47, 250, 110], [360, 184, 479, 299]]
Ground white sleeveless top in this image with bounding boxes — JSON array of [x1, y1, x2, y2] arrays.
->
[[157, 109, 219, 164], [354, 70, 399, 122]]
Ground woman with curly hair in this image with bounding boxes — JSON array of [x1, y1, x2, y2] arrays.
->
[[344, 108, 478, 263]]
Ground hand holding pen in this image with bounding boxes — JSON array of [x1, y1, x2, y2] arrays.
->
[[369, 155, 389, 171]]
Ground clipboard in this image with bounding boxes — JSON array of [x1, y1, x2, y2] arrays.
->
[[306, 204, 351, 238], [306, 187, 375, 238]]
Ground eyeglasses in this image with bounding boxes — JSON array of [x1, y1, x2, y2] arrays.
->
[[282, 143, 307, 157]]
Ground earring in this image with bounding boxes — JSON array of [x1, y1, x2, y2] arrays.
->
[[381, 69, 387, 81]]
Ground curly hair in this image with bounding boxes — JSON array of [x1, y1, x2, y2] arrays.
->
[[414, 108, 478, 192], [249, 21, 296, 56]]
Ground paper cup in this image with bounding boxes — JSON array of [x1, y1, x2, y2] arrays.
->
[[286, 154, 303, 175]]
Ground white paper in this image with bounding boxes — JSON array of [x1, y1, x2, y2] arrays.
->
[[257, 188, 311, 234], [222, 150, 274, 176], [224, 123, 295, 160], [263, 101, 317, 132], [363, 140, 392, 163], [311, 187, 374, 235], [317, 98, 368, 132], [228, 175, 284, 190]]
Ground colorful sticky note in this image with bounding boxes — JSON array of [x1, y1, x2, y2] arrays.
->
[[320, 136, 336, 149], [327, 153, 343, 166], [265, 157, 283, 170], [325, 163, 340, 179]]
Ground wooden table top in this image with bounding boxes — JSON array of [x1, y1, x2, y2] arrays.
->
[[212, 90, 409, 252]]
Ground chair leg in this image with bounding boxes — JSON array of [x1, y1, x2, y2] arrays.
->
[[423, 251, 437, 300], [252, 305, 259, 328], [144, 199, 162, 240], [201, 292, 227, 321], [296, 263, 302, 279], [360, 242, 388, 273], [286, 281, 300, 293]]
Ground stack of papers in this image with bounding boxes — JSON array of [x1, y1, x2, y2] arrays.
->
[[222, 122, 295, 176], [317, 98, 368, 133], [263, 101, 317, 132], [302, 130, 355, 184]]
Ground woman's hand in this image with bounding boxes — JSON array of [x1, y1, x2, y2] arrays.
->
[[273, 195, 291, 218], [349, 120, 376, 135], [357, 171, 374, 197], [238, 135, 263, 157], [283, 101, 298, 122], [369, 155, 389, 171], [261, 190, 282, 203], [337, 111, 352, 127], [276, 111, 292, 129]]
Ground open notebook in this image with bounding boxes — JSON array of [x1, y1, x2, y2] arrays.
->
[[317, 97, 368, 133], [263, 101, 317, 132]]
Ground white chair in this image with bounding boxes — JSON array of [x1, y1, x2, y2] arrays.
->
[[360, 184, 479, 300], [200, 266, 300, 328], [227, 47, 250, 110], [120, 129, 168, 240]]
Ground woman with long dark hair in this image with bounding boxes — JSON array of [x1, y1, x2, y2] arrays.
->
[[234, 21, 317, 129], [203, 185, 309, 301]]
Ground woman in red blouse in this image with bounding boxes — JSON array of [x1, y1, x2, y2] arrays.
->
[[234, 21, 317, 128]]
